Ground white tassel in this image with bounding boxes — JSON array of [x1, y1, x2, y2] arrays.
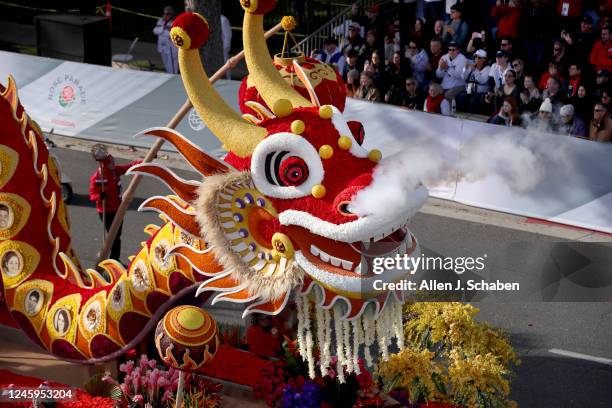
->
[[322, 308, 331, 372], [303, 297, 316, 379], [315, 301, 327, 376], [351, 318, 362, 375], [362, 310, 374, 367], [295, 295, 307, 359], [343, 318, 353, 373], [333, 305, 346, 383], [376, 308, 390, 361], [392, 300, 405, 350]]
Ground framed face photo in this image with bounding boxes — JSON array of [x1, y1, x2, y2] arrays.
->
[[0, 203, 14, 230], [1, 250, 23, 277], [84, 302, 101, 332], [24, 288, 43, 316], [110, 282, 124, 310], [53, 308, 71, 336], [130, 261, 150, 292]]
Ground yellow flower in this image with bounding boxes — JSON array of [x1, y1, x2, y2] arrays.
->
[[281, 16, 297, 32]]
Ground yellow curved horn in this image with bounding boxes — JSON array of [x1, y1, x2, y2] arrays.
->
[[243, 12, 312, 109], [172, 14, 266, 158]]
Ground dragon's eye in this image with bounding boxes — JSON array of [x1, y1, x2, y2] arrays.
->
[[279, 156, 309, 186], [251, 133, 324, 199]]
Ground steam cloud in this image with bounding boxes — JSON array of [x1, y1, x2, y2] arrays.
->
[[349, 120, 573, 218]]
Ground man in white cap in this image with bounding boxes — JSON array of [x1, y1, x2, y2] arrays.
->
[[559, 104, 587, 137], [340, 22, 365, 59]]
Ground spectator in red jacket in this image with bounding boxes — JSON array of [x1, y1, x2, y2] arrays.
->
[[566, 63, 582, 97], [89, 146, 142, 261], [247, 314, 284, 358], [491, 0, 521, 39], [590, 24, 612, 72]]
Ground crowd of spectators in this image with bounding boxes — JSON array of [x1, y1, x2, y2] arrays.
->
[[312, 0, 612, 142]]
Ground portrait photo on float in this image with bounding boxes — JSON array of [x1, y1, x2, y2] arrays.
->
[[1, 250, 22, 277], [24, 289, 43, 316], [0, 203, 13, 229]]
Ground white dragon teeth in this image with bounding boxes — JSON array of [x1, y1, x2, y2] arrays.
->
[[353, 264, 362, 274], [310, 244, 354, 271], [366, 216, 412, 243]]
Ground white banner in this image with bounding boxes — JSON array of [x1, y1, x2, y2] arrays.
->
[[17, 60, 172, 135]]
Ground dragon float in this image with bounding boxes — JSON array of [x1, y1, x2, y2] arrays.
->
[[0, 0, 427, 380]]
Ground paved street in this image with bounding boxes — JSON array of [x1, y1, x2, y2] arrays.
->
[[52, 146, 612, 407]]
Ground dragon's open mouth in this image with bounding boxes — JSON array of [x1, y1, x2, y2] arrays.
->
[[287, 212, 418, 297]]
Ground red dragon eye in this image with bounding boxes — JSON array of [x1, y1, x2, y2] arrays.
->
[[279, 156, 309, 186]]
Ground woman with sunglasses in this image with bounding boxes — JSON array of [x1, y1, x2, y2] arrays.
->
[[401, 78, 423, 109], [406, 39, 430, 93], [510, 58, 525, 91]]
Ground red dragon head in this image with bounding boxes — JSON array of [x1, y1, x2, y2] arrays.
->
[[144, 4, 427, 323]]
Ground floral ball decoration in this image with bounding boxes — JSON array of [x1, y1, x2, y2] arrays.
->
[[154, 305, 219, 371], [239, 55, 347, 115]]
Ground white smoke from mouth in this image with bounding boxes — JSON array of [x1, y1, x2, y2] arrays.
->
[[349, 121, 573, 218]]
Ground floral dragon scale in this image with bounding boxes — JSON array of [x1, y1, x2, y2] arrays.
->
[[0, 0, 427, 380]]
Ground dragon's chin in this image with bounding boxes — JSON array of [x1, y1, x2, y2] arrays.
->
[[285, 214, 421, 301]]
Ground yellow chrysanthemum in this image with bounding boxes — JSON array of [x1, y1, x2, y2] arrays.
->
[[281, 16, 297, 32]]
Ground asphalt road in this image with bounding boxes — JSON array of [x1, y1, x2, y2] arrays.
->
[[54, 147, 612, 407]]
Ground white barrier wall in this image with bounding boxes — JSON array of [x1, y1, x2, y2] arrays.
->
[[2, 51, 612, 234]]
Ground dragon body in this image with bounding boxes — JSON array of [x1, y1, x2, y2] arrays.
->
[[0, 0, 428, 378]]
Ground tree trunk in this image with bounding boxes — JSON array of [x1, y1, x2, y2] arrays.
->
[[185, 0, 225, 75]]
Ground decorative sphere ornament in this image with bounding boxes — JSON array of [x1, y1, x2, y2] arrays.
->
[[154, 305, 219, 371]]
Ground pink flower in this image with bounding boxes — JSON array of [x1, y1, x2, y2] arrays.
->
[[147, 369, 158, 385], [120, 383, 129, 397], [139, 355, 149, 370], [133, 394, 144, 403], [148, 359, 157, 369], [132, 374, 141, 394], [120, 360, 135, 375], [157, 376, 170, 388], [162, 390, 173, 403]]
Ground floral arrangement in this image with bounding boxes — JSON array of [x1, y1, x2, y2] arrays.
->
[[102, 354, 222, 408], [252, 340, 387, 408], [377, 303, 519, 408]]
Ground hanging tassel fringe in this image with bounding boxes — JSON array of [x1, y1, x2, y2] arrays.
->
[[294, 293, 405, 383]]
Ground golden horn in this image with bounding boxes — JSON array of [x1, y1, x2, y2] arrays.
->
[[172, 14, 266, 158], [243, 12, 312, 109]]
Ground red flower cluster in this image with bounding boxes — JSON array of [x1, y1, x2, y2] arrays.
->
[[0, 369, 114, 408], [200, 345, 275, 387], [252, 360, 289, 407]]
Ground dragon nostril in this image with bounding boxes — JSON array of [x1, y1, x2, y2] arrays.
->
[[338, 202, 353, 216]]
